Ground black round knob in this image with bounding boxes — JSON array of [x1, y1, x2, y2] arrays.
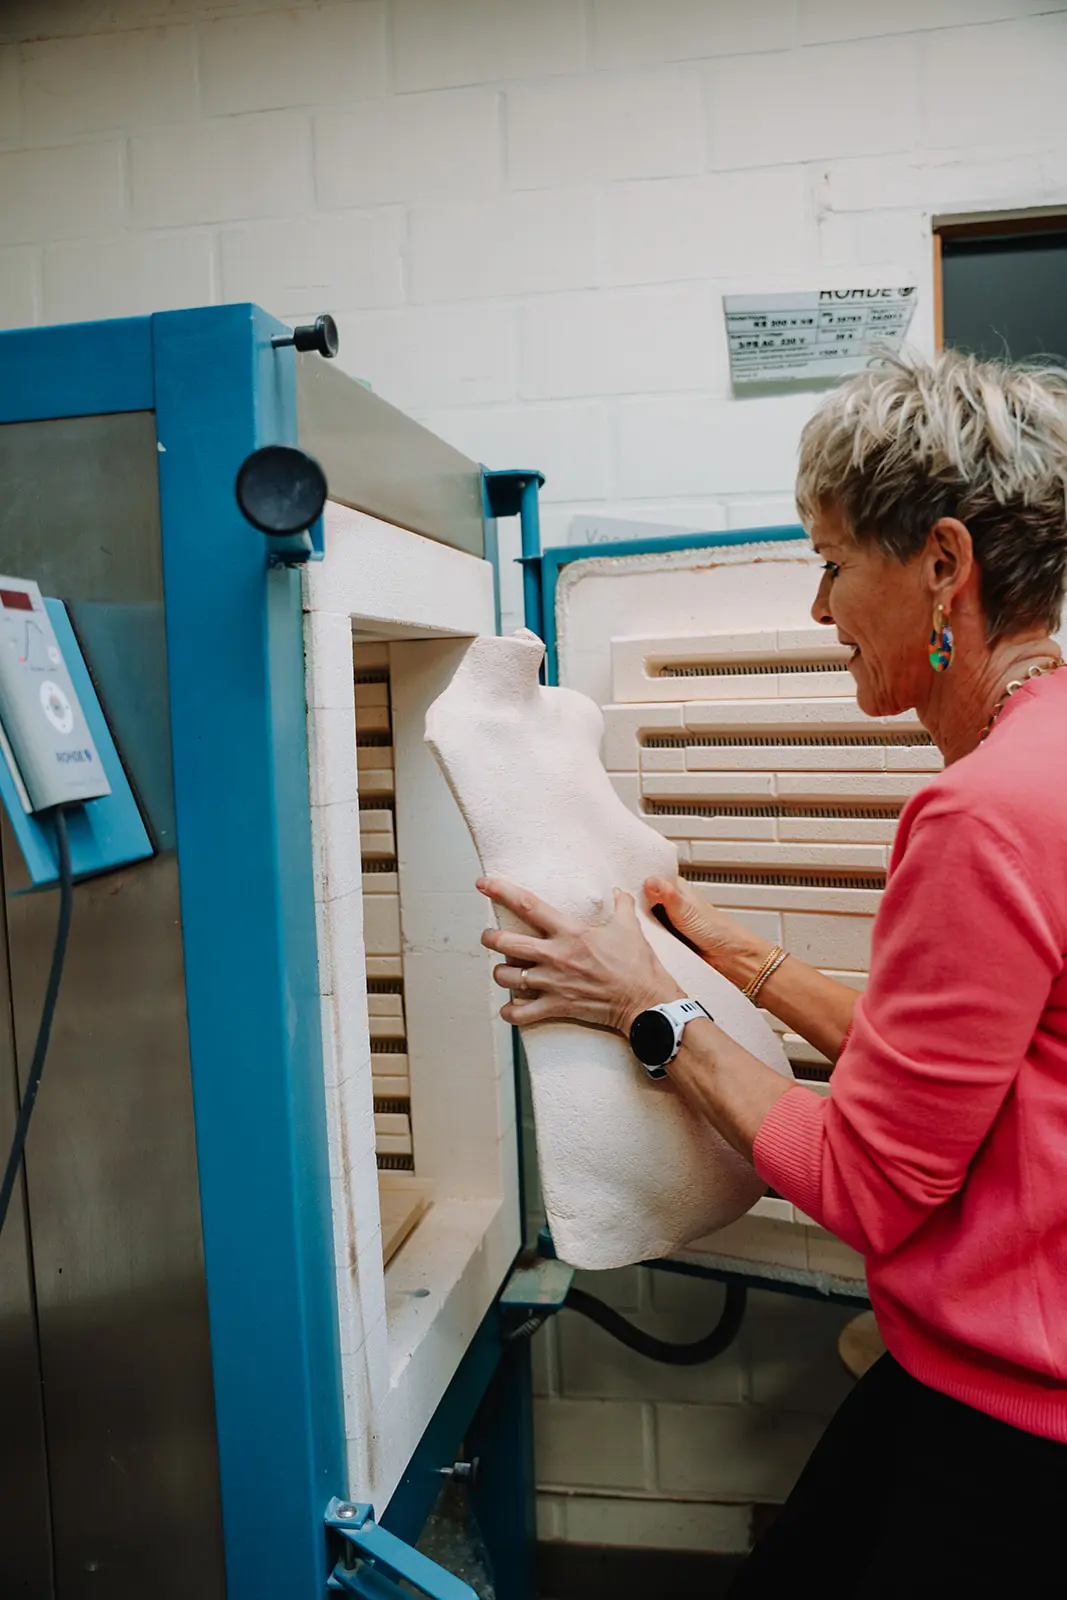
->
[[235, 445, 328, 537], [292, 314, 339, 359]]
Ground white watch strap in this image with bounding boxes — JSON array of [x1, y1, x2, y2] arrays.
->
[[658, 998, 710, 1060]]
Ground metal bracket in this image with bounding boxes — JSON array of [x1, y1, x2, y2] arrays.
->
[[325, 1499, 478, 1600], [482, 469, 546, 644], [263, 513, 325, 568], [498, 1251, 575, 1342]]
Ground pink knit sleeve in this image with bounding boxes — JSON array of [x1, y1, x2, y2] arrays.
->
[[753, 809, 1061, 1256]]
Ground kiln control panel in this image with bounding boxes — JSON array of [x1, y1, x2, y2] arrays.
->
[[0, 576, 111, 813]]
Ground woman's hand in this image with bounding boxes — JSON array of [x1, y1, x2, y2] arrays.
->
[[645, 875, 771, 989], [477, 877, 684, 1034]]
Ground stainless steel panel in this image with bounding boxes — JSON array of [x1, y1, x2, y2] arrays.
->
[[0, 412, 226, 1596], [0, 860, 53, 1600], [296, 354, 486, 558]]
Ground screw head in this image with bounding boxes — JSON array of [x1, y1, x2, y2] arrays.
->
[[335, 1503, 358, 1520]]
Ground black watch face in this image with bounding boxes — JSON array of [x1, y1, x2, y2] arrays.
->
[[629, 1009, 675, 1068]]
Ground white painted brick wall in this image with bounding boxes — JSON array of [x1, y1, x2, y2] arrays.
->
[[2, 0, 1066, 1552]]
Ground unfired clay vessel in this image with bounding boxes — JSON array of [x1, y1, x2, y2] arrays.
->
[[425, 630, 792, 1269]]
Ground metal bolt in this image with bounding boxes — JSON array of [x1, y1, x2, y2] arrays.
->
[[335, 1503, 358, 1520], [438, 1458, 480, 1486]]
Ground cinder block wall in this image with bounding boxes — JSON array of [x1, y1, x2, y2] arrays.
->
[[2, 0, 1066, 1555]]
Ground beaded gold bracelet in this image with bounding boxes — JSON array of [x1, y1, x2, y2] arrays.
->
[[741, 945, 788, 1005]]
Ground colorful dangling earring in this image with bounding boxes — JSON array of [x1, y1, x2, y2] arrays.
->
[[929, 602, 954, 672]]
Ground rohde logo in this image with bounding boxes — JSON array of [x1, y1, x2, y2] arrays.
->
[[55, 749, 93, 764]]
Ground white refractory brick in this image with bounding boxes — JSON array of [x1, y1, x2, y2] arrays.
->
[[367, 993, 403, 1019], [601, 704, 684, 771], [692, 841, 888, 871], [360, 816, 396, 855], [614, 394, 819, 501], [332, 305, 518, 412], [0, 46, 19, 144], [640, 746, 684, 773], [775, 770, 931, 803], [314, 801, 364, 905], [130, 114, 313, 230], [42, 233, 214, 325], [709, 37, 918, 171], [199, 3, 386, 115], [641, 771, 777, 802], [362, 893, 401, 958], [410, 188, 596, 304], [375, 1130, 413, 1157], [306, 611, 358, 714], [355, 681, 390, 710], [594, 0, 796, 68], [680, 700, 919, 732], [598, 167, 818, 289], [393, 0, 584, 91], [308, 705, 360, 809], [22, 26, 196, 140], [358, 770, 394, 797], [355, 704, 390, 737], [371, 1073, 410, 1099], [656, 1402, 829, 1500], [0, 249, 35, 330], [374, 1111, 411, 1140], [363, 871, 399, 897], [220, 210, 404, 315], [366, 955, 403, 980], [0, 142, 122, 248], [520, 285, 722, 402], [315, 90, 500, 208], [706, 882, 881, 918], [507, 67, 703, 190], [357, 744, 393, 774], [801, 0, 1057, 43], [612, 629, 847, 701], [920, 14, 1067, 150], [534, 1399, 648, 1490], [418, 403, 608, 505], [372, 1050, 410, 1078], [781, 911, 874, 971]]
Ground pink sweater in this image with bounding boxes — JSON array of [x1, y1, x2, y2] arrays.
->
[[754, 668, 1067, 1441]]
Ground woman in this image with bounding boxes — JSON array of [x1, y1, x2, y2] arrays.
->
[[478, 350, 1067, 1593]]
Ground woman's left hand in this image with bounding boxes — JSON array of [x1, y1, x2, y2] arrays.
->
[[477, 877, 684, 1034]]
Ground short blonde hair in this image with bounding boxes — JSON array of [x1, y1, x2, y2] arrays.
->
[[796, 348, 1067, 640]]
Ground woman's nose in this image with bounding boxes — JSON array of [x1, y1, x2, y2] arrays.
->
[[811, 571, 834, 626]]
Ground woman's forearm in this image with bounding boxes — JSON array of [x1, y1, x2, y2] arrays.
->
[[754, 955, 859, 1064], [667, 1017, 797, 1162], [714, 936, 858, 1064]]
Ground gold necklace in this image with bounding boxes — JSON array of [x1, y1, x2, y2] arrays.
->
[[977, 658, 1063, 743]]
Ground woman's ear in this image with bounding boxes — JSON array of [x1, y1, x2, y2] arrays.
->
[[924, 517, 974, 611]]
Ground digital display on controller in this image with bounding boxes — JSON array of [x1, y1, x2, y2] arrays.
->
[[0, 590, 33, 612]]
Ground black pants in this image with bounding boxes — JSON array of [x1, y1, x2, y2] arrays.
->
[[727, 1353, 1067, 1597]]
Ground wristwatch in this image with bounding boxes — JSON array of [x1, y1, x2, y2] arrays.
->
[[629, 998, 711, 1080]]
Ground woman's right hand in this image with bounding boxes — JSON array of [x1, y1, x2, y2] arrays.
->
[[644, 874, 771, 990]]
